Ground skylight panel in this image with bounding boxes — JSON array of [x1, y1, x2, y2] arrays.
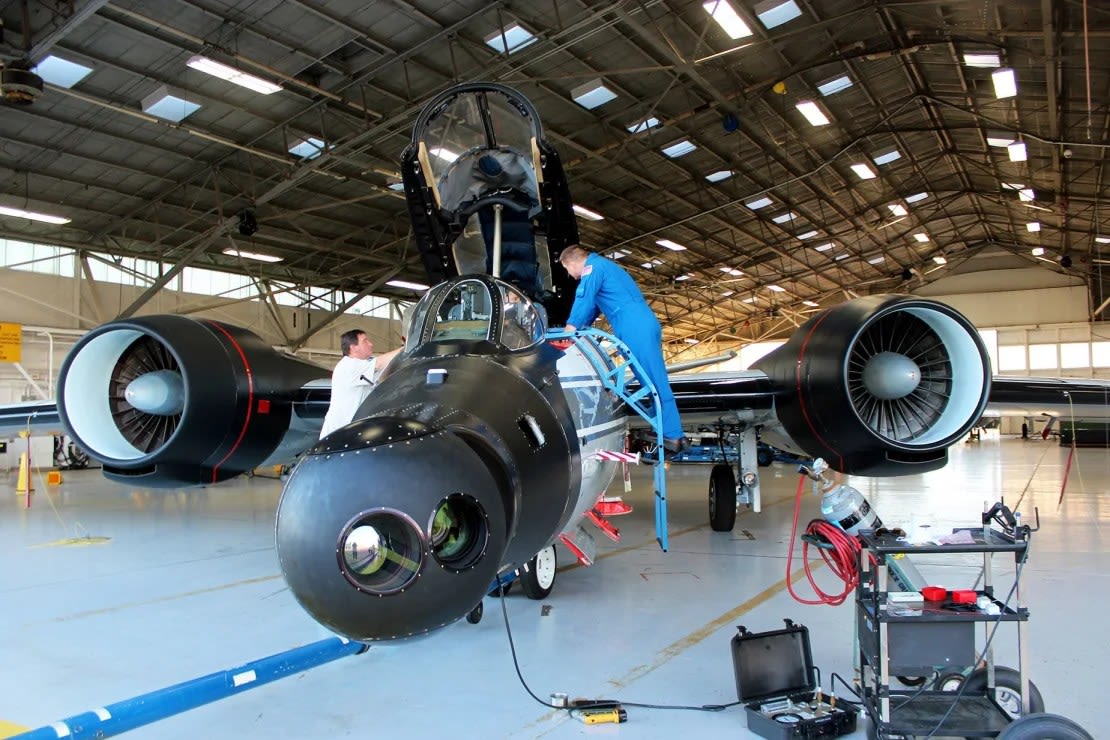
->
[[676, 273, 694, 281], [813, 242, 834, 252], [35, 55, 92, 88], [1027, 221, 1041, 232], [222, 248, 281, 263], [772, 211, 798, 224], [933, 255, 948, 265], [661, 140, 696, 158], [572, 204, 605, 221], [684, 338, 699, 344], [722, 290, 736, 297], [802, 300, 819, 307], [703, 1, 753, 39], [186, 55, 281, 94], [867, 256, 885, 265], [745, 196, 773, 210], [905, 192, 929, 204], [657, 239, 687, 251], [850, 163, 876, 180], [767, 284, 786, 292], [992, 68, 1017, 98], [484, 23, 538, 54], [1008, 141, 1027, 161], [720, 267, 743, 276], [571, 79, 617, 109], [627, 116, 661, 134], [1002, 182, 1025, 190], [641, 258, 664, 269], [387, 182, 405, 192], [795, 100, 830, 126], [608, 249, 631, 259], [817, 74, 853, 96], [986, 131, 1014, 147], [754, 0, 802, 29], [796, 230, 818, 240], [142, 85, 201, 122], [1031, 247, 1045, 256], [706, 169, 733, 182], [871, 147, 901, 166], [289, 137, 325, 160], [887, 203, 908, 217], [963, 51, 1000, 68], [913, 233, 929, 243], [1018, 188, 1035, 202], [834, 253, 850, 261]]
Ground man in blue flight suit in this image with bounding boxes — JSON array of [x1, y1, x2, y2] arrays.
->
[[558, 245, 689, 454]]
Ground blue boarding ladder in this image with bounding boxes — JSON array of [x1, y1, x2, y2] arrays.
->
[[547, 327, 670, 552]]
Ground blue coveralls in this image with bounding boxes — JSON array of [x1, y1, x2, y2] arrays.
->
[[566, 253, 684, 441]]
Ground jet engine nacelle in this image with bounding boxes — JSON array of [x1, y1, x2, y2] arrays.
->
[[754, 295, 991, 476], [57, 316, 328, 487]]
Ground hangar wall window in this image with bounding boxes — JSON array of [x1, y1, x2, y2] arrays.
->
[[1092, 342, 1110, 367], [997, 345, 1026, 371], [1060, 342, 1090, 369], [88, 254, 176, 289], [977, 329, 998, 374], [181, 266, 254, 299], [1028, 343, 1057, 370], [0, 239, 75, 277]]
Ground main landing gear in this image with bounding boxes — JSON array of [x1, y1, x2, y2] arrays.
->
[[467, 544, 558, 624]]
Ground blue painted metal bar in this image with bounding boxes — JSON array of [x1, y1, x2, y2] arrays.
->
[[12, 637, 366, 739], [547, 327, 669, 551]]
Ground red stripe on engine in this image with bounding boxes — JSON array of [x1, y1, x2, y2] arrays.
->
[[204, 321, 254, 484], [794, 309, 845, 472]]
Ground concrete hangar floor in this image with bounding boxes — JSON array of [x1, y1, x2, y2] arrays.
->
[[0, 434, 1107, 739]]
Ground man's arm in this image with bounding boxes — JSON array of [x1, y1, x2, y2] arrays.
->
[[566, 266, 601, 329], [373, 347, 403, 380]]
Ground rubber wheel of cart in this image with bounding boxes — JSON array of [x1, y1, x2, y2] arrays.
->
[[963, 666, 1044, 721], [708, 464, 737, 532], [519, 545, 557, 600], [933, 668, 967, 692], [466, 601, 483, 624], [756, 445, 774, 467], [895, 675, 928, 687], [997, 713, 1093, 739]]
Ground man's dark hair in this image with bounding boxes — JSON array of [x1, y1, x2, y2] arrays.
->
[[340, 329, 365, 357]]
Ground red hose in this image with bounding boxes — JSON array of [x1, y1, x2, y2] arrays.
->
[[786, 472, 862, 606]]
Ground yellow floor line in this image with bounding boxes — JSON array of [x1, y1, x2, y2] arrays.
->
[[528, 561, 824, 735]]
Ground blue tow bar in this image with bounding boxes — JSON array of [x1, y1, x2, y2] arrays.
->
[[12, 636, 366, 739]]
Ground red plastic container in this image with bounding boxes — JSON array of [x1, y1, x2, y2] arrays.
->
[[921, 586, 947, 601]]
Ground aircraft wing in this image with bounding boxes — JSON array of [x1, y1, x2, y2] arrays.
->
[[0, 400, 62, 438]]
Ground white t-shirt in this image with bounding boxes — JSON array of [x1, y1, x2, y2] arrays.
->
[[319, 354, 379, 439]]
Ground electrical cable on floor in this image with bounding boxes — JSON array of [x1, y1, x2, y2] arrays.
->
[[495, 578, 744, 717], [786, 472, 862, 606]]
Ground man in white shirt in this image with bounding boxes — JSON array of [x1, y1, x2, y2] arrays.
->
[[319, 329, 401, 439]]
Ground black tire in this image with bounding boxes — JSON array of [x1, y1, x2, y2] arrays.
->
[[998, 713, 1093, 740], [519, 545, 557, 599], [756, 445, 774, 467], [895, 675, 928, 687], [466, 601, 483, 624], [708, 464, 737, 532], [933, 668, 967, 692], [963, 666, 1044, 721]]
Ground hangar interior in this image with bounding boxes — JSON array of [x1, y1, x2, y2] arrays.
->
[[1, 0, 1109, 738]]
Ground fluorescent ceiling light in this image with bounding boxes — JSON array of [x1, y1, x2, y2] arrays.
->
[[745, 196, 773, 210], [795, 100, 830, 126], [484, 23, 538, 54], [905, 192, 929, 204], [430, 147, 459, 163], [608, 249, 631, 259], [0, 205, 71, 225], [1018, 188, 1035, 202], [720, 267, 743, 276], [661, 139, 696, 158], [657, 239, 687, 251], [627, 116, 661, 133], [676, 274, 694, 282], [141, 85, 201, 122], [867, 256, 885, 265], [222, 247, 281, 263], [386, 279, 430, 291], [802, 300, 819, 307], [817, 74, 853, 97], [850, 163, 876, 180], [767, 284, 786, 292], [641, 259, 663, 269], [1031, 247, 1045, 256], [987, 131, 1014, 147], [706, 169, 733, 182], [703, 1, 753, 39], [1002, 182, 1025, 190], [1096, 236, 1110, 244], [289, 137, 325, 160], [684, 337, 699, 344], [387, 182, 405, 192], [796, 230, 818, 240], [771, 211, 797, 224], [35, 55, 92, 88], [1008, 141, 1027, 162], [186, 55, 281, 94], [913, 233, 930, 243], [963, 52, 1001, 68], [754, 0, 802, 29], [814, 242, 834, 252], [933, 255, 948, 265], [1027, 221, 1041, 232], [887, 203, 908, 217], [742, 296, 757, 303], [571, 79, 617, 109], [834, 253, 850, 261], [572, 204, 605, 221], [722, 290, 735, 297], [992, 67, 1017, 98], [871, 147, 901, 166]]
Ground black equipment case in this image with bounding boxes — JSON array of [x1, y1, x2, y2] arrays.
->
[[731, 619, 858, 740]]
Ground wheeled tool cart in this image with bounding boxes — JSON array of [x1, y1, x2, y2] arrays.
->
[[855, 512, 1035, 739]]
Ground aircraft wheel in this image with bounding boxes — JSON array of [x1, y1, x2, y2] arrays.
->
[[963, 666, 1044, 721], [709, 464, 737, 532], [997, 713, 1093, 740], [756, 445, 774, 467], [519, 545, 557, 599], [466, 601, 483, 624]]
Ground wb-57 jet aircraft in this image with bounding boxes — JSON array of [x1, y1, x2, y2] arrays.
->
[[5, 83, 1108, 643]]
